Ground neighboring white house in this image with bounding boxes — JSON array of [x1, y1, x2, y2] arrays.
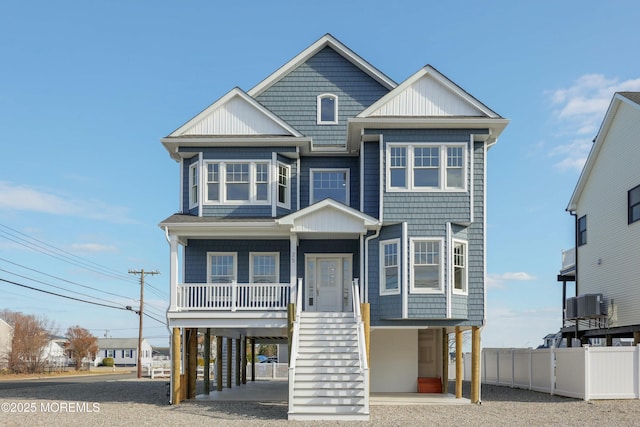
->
[[96, 338, 153, 367], [561, 92, 640, 345], [0, 318, 13, 368], [42, 337, 68, 366]]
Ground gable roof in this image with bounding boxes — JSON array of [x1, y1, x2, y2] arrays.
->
[[247, 33, 396, 97], [567, 92, 640, 211], [167, 87, 302, 138], [358, 65, 500, 119], [97, 338, 150, 349]]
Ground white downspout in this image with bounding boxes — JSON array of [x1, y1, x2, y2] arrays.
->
[[364, 227, 381, 304], [446, 222, 452, 318], [402, 221, 408, 319]]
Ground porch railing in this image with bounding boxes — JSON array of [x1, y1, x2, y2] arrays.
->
[[176, 282, 290, 311]]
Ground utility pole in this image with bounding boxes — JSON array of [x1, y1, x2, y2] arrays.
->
[[128, 269, 160, 378]]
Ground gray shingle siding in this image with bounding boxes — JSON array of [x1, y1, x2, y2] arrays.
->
[[368, 224, 403, 323], [363, 140, 380, 218], [184, 239, 290, 283], [256, 47, 389, 147]]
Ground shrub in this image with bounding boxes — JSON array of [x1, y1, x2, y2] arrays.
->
[[102, 357, 114, 367]]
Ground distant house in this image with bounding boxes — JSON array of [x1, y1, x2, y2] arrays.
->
[[96, 338, 153, 367], [42, 336, 68, 366], [0, 318, 13, 368], [560, 92, 640, 346]]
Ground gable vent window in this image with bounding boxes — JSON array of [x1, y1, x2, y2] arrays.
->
[[317, 94, 338, 124], [629, 185, 640, 224]]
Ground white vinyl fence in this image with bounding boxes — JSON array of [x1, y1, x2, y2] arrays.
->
[[482, 346, 640, 400]]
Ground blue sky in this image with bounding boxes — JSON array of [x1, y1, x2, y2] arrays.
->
[[1, 1, 639, 349]]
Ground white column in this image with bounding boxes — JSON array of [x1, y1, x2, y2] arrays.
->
[[290, 234, 298, 305], [169, 234, 179, 311]]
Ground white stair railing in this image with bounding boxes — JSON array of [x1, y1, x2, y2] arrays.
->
[[352, 279, 369, 413], [288, 278, 303, 414]]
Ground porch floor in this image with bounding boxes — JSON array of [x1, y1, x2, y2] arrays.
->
[[195, 380, 471, 405]]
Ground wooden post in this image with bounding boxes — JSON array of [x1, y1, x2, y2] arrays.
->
[[226, 337, 232, 389], [455, 327, 462, 398], [235, 338, 241, 386], [634, 331, 640, 346], [241, 336, 247, 384], [471, 326, 481, 403], [361, 303, 370, 366], [251, 338, 256, 382], [187, 328, 197, 399], [287, 303, 295, 364], [171, 327, 181, 405], [442, 329, 449, 394], [606, 334, 613, 347], [203, 328, 210, 395], [216, 336, 223, 391]]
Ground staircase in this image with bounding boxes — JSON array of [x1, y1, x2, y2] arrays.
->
[[288, 312, 369, 421]]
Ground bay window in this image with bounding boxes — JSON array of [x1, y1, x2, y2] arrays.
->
[[380, 239, 400, 295], [203, 161, 271, 204], [411, 238, 443, 292]]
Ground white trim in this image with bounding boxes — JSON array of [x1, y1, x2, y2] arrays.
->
[[385, 143, 468, 192], [446, 223, 452, 318], [198, 153, 203, 217], [290, 234, 297, 302], [469, 135, 475, 223], [296, 154, 301, 212], [452, 239, 468, 296], [271, 153, 277, 217], [379, 135, 384, 221], [409, 237, 445, 294], [309, 168, 350, 205], [483, 142, 488, 325], [188, 161, 199, 211], [179, 160, 184, 213], [206, 252, 238, 284], [249, 252, 280, 284], [360, 139, 364, 212], [402, 222, 408, 319], [379, 238, 401, 296], [317, 93, 339, 125]]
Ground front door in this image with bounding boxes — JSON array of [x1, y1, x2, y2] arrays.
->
[[306, 254, 352, 312]]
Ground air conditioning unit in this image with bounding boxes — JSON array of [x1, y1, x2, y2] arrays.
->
[[565, 297, 577, 319], [576, 294, 605, 318]]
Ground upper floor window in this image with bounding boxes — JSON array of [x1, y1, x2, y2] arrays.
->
[[310, 169, 349, 205], [453, 240, 467, 293], [380, 239, 400, 295], [250, 253, 279, 283], [208, 252, 237, 283], [411, 238, 443, 293], [577, 215, 587, 246], [189, 163, 198, 208], [317, 94, 338, 124], [204, 161, 270, 204], [278, 163, 290, 208], [387, 143, 466, 192], [629, 185, 640, 224]]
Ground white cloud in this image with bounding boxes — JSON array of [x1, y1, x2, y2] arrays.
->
[[548, 74, 640, 172], [486, 271, 536, 289], [70, 243, 118, 253], [483, 305, 560, 348], [0, 181, 133, 224]]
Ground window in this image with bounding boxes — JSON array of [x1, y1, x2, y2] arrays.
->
[[453, 240, 467, 293], [206, 163, 219, 202], [250, 253, 279, 283], [189, 163, 198, 208], [311, 169, 349, 204], [124, 349, 133, 358], [577, 215, 587, 246], [277, 163, 290, 208], [208, 253, 237, 283], [317, 94, 338, 124], [380, 240, 400, 294], [204, 161, 271, 204], [106, 349, 115, 358], [629, 185, 640, 224], [411, 239, 442, 292], [387, 143, 466, 191]]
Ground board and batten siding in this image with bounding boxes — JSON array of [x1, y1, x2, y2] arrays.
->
[[255, 47, 389, 147], [575, 101, 640, 328]]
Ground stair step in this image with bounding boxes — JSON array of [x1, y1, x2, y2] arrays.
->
[[301, 312, 353, 318], [295, 366, 361, 375], [293, 380, 364, 390], [294, 373, 364, 382], [298, 346, 358, 353], [296, 359, 359, 368], [293, 388, 365, 398], [297, 351, 358, 358], [292, 397, 365, 406]]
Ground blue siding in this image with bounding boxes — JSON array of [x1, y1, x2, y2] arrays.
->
[[368, 224, 403, 324], [256, 47, 389, 147], [184, 239, 290, 283], [363, 140, 380, 218]]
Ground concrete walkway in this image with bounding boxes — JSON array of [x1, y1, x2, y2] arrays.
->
[[195, 380, 470, 405]]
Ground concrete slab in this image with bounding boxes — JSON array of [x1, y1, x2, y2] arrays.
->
[[194, 380, 471, 405]]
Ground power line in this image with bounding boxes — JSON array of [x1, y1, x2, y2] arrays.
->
[[129, 269, 160, 378]]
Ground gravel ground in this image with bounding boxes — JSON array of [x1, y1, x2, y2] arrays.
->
[[0, 378, 638, 426]]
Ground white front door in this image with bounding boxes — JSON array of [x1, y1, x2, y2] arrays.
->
[[306, 254, 352, 312]]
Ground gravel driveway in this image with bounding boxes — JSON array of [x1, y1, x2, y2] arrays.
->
[[0, 377, 638, 426]]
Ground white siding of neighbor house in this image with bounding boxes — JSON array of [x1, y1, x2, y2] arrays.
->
[[370, 329, 418, 392], [182, 95, 289, 136], [576, 101, 640, 328], [367, 75, 483, 117]]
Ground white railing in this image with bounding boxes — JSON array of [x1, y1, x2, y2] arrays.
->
[[176, 282, 290, 311], [483, 346, 640, 400], [288, 278, 303, 414], [561, 248, 576, 272], [352, 279, 369, 412], [247, 362, 289, 379]]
